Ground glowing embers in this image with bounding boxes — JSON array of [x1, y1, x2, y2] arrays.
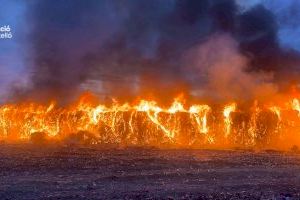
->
[[292, 98, 300, 116], [1, 95, 300, 148], [189, 105, 210, 134], [134, 100, 211, 141], [223, 103, 236, 138], [0, 97, 212, 145]]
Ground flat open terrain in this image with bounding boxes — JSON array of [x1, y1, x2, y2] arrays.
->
[[0, 144, 300, 199]]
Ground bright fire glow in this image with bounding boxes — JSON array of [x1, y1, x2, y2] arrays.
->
[[1, 93, 300, 148], [223, 103, 236, 138], [292, 98, 300, 116]]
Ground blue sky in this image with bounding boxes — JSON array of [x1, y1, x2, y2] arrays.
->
[[0, 0, 27, 99]]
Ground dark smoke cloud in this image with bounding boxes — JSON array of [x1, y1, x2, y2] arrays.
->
[[15, 0, 300, 103], [236, 4, 300, 88]]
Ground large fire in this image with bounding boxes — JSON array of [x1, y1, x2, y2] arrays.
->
[[1, 92, 300, 149]]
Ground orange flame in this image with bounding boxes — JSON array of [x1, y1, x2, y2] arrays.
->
[[1, 93, 300, 149], [223, 103, 236, 138]]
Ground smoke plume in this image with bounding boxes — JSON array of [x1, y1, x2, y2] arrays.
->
[[13, 0, 300, 103]]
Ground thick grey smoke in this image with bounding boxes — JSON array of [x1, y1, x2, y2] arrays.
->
[[14, 0, 300, 103], [185, 34, 277, 102]]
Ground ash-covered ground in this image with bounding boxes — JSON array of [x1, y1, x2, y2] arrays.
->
[[0, 144, 300, 200]]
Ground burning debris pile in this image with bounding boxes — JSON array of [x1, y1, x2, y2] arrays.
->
[[1, 93, 300, 149], [2, 1, 300, 150]]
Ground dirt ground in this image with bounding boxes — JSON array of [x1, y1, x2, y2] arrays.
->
[[0, 144, 300, 199]]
